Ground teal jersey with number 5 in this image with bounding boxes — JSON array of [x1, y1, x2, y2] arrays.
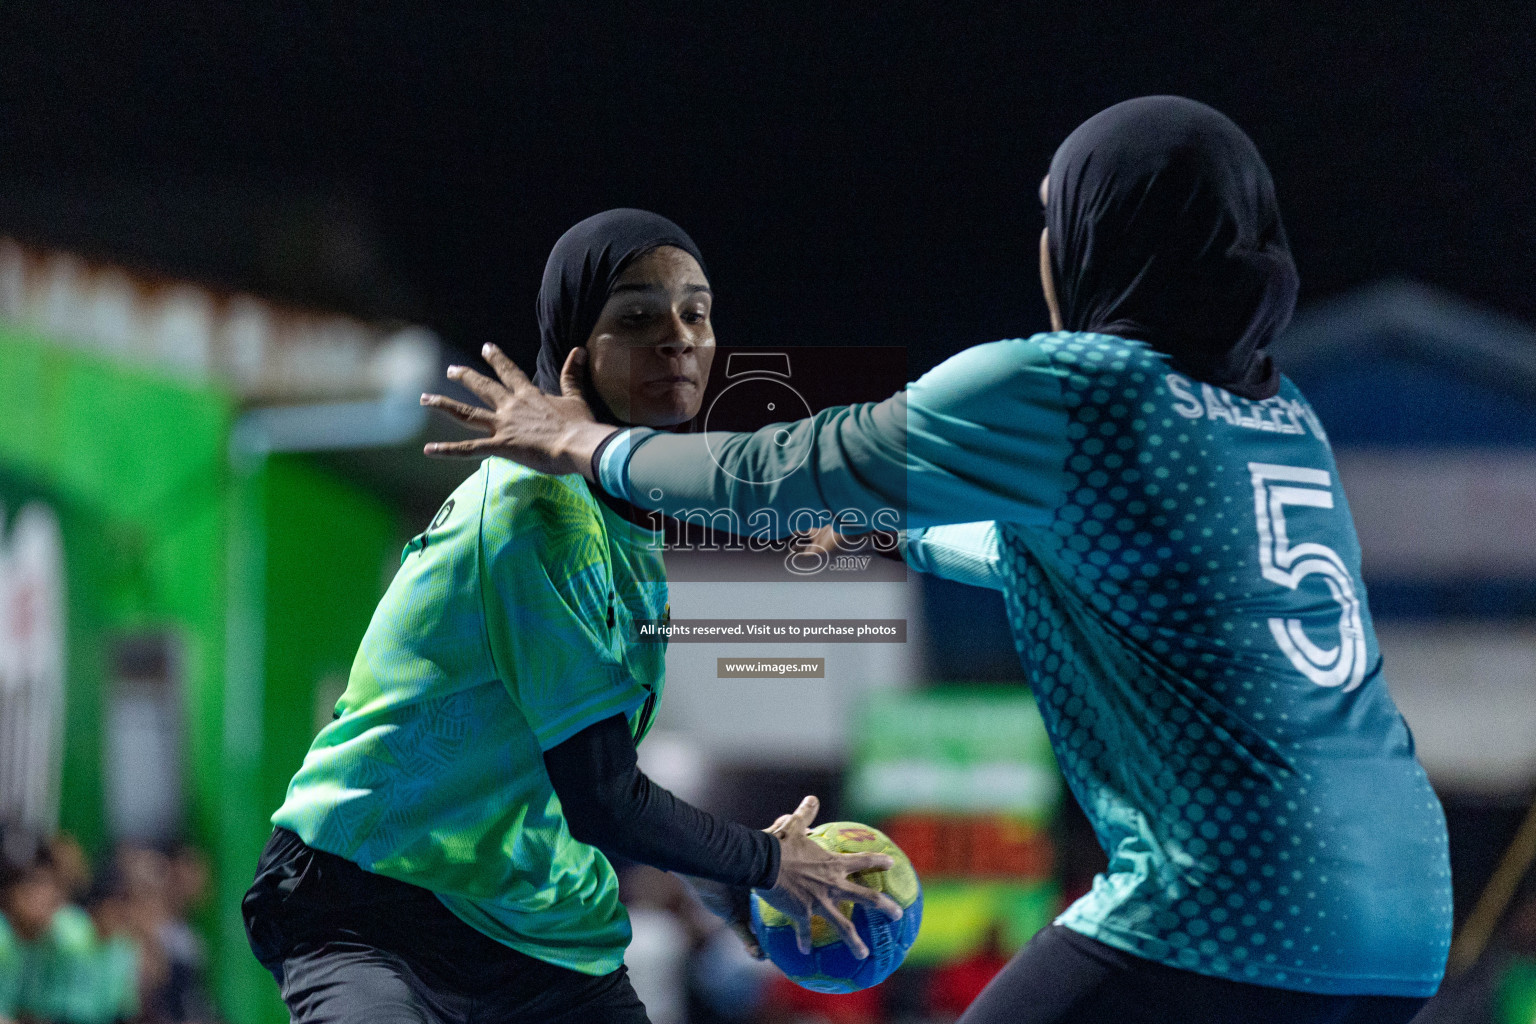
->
[[601, 332, 1452, 996]]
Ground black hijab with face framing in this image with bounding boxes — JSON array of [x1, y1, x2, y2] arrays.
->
[[532, 208, 707, 424], [1045, 96, 1297, 400]]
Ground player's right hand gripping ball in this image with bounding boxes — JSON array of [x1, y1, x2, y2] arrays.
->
[[750, 821, 923, 993]]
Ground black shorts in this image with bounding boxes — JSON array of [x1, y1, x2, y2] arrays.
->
[[242, 828, 649, 1024], [958, 925, 1429, 1024]]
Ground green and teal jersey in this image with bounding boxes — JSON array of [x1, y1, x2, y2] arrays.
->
[[13, 906, 138, 1024], [600, 332, 1452, 996], [0, 912, 19, 1017], [273, 457, 668, 975]]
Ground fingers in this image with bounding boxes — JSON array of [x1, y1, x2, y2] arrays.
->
[[835, 852, 895, 874], [447, 364, 509, 407], [792, 525, 840, 555], [816, 895, 870, 960], [789, 912, 813, 955], [559, 347, 589, 399], [729, 921, 766, 960], [419, 393, 495, 431], [839, 881, 904, 921], [423, 438, 499, 459], [480, 343, 535, 392], [786, 795, 820, 832]]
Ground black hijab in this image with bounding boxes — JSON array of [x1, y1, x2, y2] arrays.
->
[[533, 208, 707, 423], [1045, 96, 1297, 400]]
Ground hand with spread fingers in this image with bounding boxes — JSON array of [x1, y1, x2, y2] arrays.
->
[[754, 795, 904, 961], [420, 343, 617, 479]]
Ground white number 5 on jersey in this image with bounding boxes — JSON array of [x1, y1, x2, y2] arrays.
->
[[1248, 463, 1367, 692]]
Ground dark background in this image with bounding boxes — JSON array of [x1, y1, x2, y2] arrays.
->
[[3, 3, 1534, 375]]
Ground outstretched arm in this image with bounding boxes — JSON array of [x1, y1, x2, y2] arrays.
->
[[423, 339, 1074, 532]]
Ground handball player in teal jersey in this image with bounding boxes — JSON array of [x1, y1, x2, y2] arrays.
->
[[423, 99, 1452, 1023], [244, 210, 901, 1024]]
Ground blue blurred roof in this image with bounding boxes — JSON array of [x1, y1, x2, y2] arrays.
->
[[1278, 279, 1536, 447]]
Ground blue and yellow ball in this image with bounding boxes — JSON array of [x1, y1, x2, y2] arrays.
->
[[750, 821, 923, 993]]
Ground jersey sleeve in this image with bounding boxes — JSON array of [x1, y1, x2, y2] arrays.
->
[[600, 337, 1075, 532], [902, 522, 1006, 591], [479, 465, 650, 750]]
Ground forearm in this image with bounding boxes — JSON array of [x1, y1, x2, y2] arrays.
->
[[599, 400, 912, 533], [589, 771, 779, 887], [544, 715, 780, 888], [597, 340, 1076, 531]]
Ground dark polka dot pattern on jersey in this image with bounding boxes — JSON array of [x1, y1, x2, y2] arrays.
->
[[993, 333, 1452, 994]]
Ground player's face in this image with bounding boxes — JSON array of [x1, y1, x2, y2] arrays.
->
[[0, 868, 64, 940], [585, 246, 717, 427], [1040, 175, 1064, 332]]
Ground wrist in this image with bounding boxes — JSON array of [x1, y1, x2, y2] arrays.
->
[[757, 831, 782, 890], [559, 422, 619, 480]]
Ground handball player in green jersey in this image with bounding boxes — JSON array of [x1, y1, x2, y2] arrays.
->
[[423, 100, 1453, 1024], [244, 210, 901, 1024]]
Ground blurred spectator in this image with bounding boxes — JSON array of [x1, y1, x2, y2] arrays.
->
[[0, 834, 27, 1024], [75, 867, 143, 1024], [2, 838, 66, 1021], [151, 843, 215, 1024], [47, 837, 93, 907], [3, 837, 139, 1024], [115, 841, 220, 1023], [0, 830, 222, 1024], [114, 843, 172, 1017]]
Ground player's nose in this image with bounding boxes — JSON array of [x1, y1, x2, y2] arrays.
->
[[655, 315, 702, 356]]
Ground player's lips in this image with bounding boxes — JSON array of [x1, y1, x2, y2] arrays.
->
[[644, 375, 698, 389]]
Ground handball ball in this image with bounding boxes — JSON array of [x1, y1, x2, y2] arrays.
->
[[750, 821, 923, 993]]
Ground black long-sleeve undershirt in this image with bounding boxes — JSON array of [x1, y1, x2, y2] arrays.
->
[[543, 713, 780, 889]]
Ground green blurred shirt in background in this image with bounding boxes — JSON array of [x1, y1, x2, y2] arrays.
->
[[7, 906, 138, 1024]]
